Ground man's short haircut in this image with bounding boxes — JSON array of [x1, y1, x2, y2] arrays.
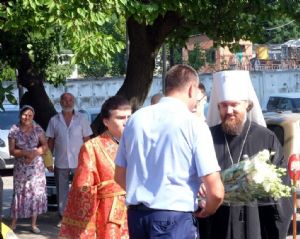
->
[[165, 64, 199, 94], [97, 95, 131, 135], [100, 95, 131, 120]]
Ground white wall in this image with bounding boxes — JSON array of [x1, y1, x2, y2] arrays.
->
[[4, 70, 300, 111], [200, 70, 300, 110], [3, 76, 164, 110]]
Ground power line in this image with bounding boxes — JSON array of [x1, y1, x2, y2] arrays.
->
[[265, 20, 295, 31]]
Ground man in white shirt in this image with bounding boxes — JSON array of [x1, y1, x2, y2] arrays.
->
[[46, 92, 93, 226]]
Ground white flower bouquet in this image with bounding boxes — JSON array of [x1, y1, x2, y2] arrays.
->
[[222, 149, 291, 205]]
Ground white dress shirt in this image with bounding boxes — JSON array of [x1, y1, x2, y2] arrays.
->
[[46, 111, 93, 169]]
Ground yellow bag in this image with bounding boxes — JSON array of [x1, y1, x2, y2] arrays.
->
[[43, 149, 54, 168]]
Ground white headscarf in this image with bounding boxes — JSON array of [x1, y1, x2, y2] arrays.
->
[[206, 70, 266, 127]]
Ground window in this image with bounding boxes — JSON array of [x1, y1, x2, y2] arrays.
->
[[278, 98, 292, 110], [291, 98, 300, 108], [267, 97, 281, 111], [0, 111, 19, 130]]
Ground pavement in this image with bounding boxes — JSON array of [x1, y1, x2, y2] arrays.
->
[[1, 175, 300, 239], [2, 176, 59, 239]]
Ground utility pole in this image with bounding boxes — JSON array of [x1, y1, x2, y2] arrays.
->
[[125, 26, 130, 71], [162, 44, 167, 94], [16, 69, 23, 105]]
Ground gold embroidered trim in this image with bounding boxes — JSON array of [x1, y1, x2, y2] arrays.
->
[[108, 196, 127, 226], [62, 216, 96, 230], [97, 180, 126, 198], [94, 133, 116, 169], [98, 191, 126, 199], [97, 180, 115, 189], [79, 180, 125, 198]]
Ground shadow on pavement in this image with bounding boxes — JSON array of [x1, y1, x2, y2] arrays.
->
[[2, 211, 59, 239]]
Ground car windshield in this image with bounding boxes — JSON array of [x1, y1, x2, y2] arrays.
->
[[0, 111, 19, 130], [292, 98, 300, 108]]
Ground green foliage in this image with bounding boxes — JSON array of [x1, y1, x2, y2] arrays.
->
[[188, 44, 205, 71], [259, 18, 300, 44], [76, 18, 126, 77], [36, 0, 127, 65], [79, 49, 126, 78], [1, 0, 300, 109], [280, 1, 300, 22], [0, 64, 16, 81], [2, 0, 299, 74], [45, 63, 73, 87], [0, 1, 83, 89], [0, 63, 17, 107], [171, 46, 183, 65], [0, 83, 17, 108], [79, 61, 110, 78]]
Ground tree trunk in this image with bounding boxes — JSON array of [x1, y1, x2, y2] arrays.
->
[[116, 17, 158, 111], [18, 53, 56, 131], [93, 12, 183, 135], [117, 13, 183, 111]]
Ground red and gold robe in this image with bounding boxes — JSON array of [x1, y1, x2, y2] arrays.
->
[[59, 132, 128, 239]]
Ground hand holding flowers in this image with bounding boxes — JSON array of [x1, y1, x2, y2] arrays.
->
[[198, 149, 291, 208], [221, 149, 291, 204]]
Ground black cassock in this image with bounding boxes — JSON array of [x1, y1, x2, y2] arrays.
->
[[198, 120, 293, 239]]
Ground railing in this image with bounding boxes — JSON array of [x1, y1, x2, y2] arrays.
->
[[201, 60, 300, 72]]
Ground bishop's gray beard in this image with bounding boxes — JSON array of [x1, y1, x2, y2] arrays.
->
[[221, 115, 244, 135]]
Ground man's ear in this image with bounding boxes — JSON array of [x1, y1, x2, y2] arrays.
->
[[246, 101, 253, 112], [188, 84, 194, 98], [103, 118, 108, 127]]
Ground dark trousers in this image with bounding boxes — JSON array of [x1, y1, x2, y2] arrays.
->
[[128, 205, 199, 239]]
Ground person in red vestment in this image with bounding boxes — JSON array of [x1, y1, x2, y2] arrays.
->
[[59, 95, 132, 239]]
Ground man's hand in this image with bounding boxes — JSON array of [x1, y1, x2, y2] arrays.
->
[[199, 183, 206, 198], [47, 166, 54, 172], [195, 172, 224, 218]]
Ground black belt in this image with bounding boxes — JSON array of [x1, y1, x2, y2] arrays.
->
[[128, 204, 153, 211]]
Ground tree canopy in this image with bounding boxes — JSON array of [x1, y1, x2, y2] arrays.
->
[[1, 0, 300, 132]]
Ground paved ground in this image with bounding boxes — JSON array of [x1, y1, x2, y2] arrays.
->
[[2, 176, 59, 239], [1, 175, 300, 239]]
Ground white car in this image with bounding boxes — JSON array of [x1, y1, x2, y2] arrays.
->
[[0, 105, 19, 170], [264, 111, 300, 204]]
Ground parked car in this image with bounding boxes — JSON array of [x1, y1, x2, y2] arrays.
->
[[264, 111, 300, 204], [0, 105, 19, 171], [45, 169, 57, 208], [265, 93, 300, 113], [264, 111, 300, 162]]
